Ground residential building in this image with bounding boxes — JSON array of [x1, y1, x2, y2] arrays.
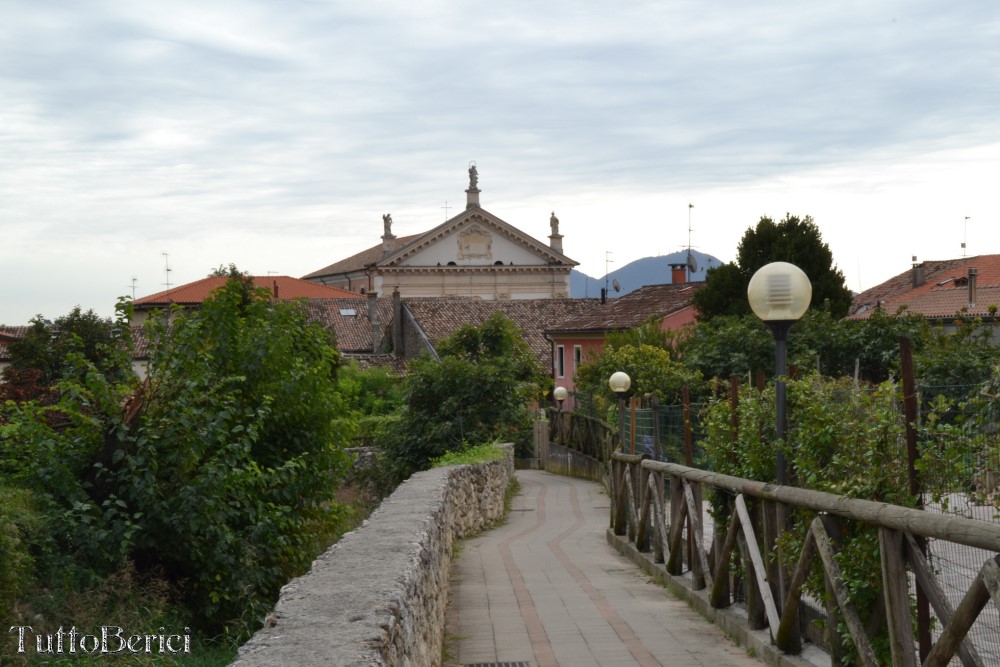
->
[[544, 281, 704, 404], [848, 255, 1000, 340], [131, 275, 357, 325]]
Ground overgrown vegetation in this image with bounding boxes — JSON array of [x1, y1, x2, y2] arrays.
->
[[0, 277, 388, 663], [382, 313, 545, 483]]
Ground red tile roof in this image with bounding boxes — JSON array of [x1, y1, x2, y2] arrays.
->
[[402, 297, 604, 368], [133, 276, 358, 307], [302, 235, 423, 278], [848, 255, 1000, 320], [0, 326, 27, 361], [545, 283, 703, 333], [305, 298, 396, 354]]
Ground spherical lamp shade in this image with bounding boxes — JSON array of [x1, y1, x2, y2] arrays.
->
[[608, 371, 631, 394], [553, 386, 569, 402], [747, 262, 812, 322]]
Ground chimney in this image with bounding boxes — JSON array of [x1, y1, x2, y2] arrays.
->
[[669, 263, 687, 285], [391, 289, 403, 357], [600, 287, 607, 304], [272, 280, 279, 301], [911, 256, 925, 288], [368, 291, 380, 352], [969, 267, 978, 307]]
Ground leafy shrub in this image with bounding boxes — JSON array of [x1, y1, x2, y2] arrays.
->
[[383, 313, 544, 481]]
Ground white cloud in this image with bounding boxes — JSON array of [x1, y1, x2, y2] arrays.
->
[[1, 0, 999, 322]]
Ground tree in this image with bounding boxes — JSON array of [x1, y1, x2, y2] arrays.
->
[[0, 279, 351, 631], [4, 307, 128, 394], [384, 313, 545, 480], [693, 214, 853, 319]]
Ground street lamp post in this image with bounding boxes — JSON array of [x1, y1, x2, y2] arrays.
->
[[553, 386, 568, 445], [747, 262, 812, 486], [608, 371, 631, 453]]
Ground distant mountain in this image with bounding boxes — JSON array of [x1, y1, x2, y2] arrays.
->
[[570, 249, 723, 298]]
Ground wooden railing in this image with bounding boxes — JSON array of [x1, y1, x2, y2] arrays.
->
[[609, 452, 1000, 667], [548, 409, 616, 462]]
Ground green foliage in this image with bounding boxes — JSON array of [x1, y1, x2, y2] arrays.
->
[[702, 374, 913, 664], [431, 442, 507, 467], [4, 304, 134, 401], [0, 279, 352, 637], [915, 316, 1000, 389], [693, 213, 852, 320], [384, 313, 544, 481], [128, 281, 349, 629], [676, 315, 774, 381], [576, 343, 702, 410]]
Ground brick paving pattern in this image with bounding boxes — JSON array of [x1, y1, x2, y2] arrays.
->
[[445, 470, 764, 667]]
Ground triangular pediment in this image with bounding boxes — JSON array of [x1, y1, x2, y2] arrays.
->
[[380, 208, 576, 268]]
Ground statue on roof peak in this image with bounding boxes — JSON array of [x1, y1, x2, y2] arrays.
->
[[382, 213, 393, 236], [468, 163, 478, 190]]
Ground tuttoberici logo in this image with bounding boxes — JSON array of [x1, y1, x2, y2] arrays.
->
[[8, 625, 191, 655]]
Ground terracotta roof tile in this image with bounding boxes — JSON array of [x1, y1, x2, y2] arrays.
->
[[305, 298, 395, 354], [134, 276, 357, 307], [301, 235, 423, 278], [546, 283, 703, 333], [848, 255, 1000, 320], [402, 297, 604, 368]]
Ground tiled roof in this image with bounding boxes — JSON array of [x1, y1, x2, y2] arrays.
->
[[402, 297, 604, 368], [848, 255, 1000, 320], [134, 276, 358, 307], [305, 298, 395, 354], [0, 326, 28, 361], [546, 283, 703, 333], [302, 235, 423, 278]]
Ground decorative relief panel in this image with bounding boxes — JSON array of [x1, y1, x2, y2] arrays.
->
[[457, 227, 492, 260]]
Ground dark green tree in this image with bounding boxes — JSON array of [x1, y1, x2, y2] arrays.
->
[[384, 313, 545, 480], [6, 307, 128, 389], [693, 214, 852, 319]]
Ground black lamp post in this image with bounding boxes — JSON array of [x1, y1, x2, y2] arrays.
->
[[747, 262, 812, 486], [609, 371, 631, 453], [553, 386, 568, 444]]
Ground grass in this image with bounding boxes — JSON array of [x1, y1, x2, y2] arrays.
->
[[431, 442, 507, 468]]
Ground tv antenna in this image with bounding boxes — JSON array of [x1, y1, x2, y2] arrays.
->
[[162, 252, 173, 289], [962, 216, 971, 258], [127, 277, 137, 299], [612, 278, 622, 293], [605, 251, 614, 295], [686, 203, 698, 280]]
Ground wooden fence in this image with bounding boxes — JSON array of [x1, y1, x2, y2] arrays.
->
[[548, 409, 616, 462], [610, 452, 1000, 667]]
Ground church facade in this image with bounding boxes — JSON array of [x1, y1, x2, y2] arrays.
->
[[302, 167, 577, 299]]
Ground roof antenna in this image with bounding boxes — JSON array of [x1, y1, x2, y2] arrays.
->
[[962, 216, 971, 258], [686, 203, 699, 280], [162, 252, 173, 290], [605, 250, 614, 296], [128, 277, 137, 299]]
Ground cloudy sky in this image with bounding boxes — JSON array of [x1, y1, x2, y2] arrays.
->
[[2, 1, 999, 323]]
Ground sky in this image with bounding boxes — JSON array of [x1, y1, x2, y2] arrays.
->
[[2, 1, 999, 324]]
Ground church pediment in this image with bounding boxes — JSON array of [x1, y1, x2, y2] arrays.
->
[[382, 210, 575, 269]]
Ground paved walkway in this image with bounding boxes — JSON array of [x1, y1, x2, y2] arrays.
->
[[445, 470, 764, 667]]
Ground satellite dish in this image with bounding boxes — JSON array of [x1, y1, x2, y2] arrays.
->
[[612, 278, 622, 293], [686, 252, 699, 273]]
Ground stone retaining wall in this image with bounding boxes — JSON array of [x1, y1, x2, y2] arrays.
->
[[232, 444, 514, 667]]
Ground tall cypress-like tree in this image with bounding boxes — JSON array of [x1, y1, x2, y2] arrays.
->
[[693, 214, 852, 319]]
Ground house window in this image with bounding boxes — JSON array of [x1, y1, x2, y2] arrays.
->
[[574, 345, 583, 371], [556, 345, 565, 378]]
